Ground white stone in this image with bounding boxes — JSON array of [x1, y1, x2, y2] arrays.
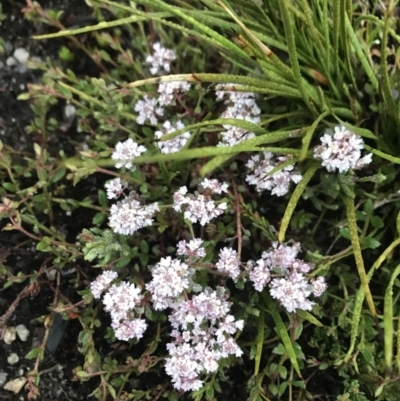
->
[[13, 48, 29, 64], [3, 327, 16, 344], [46, 269, 57, 281], [7, 353, 19, 365], [0, 372, 8, 386], [6, 57, 17, 67], [15, 324, 29, 342], [63, 104, 76, 121], [3, 377, 27, 394]]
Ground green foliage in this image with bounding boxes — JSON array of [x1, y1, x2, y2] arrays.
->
[[1, 0, 400, 400], [80, 228, 131, 265]]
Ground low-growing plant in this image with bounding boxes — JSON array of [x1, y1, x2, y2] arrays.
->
[[1, 0, 400, 400]]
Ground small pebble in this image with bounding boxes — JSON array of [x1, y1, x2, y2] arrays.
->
[[16, 324, 29, 342], [3, 327, 16, 345], [63, 104, 76, 121], [47, 269, 57, 281], [3, 377, 27, 394], [6, 57, 17, 67], [0, 372, 8, 386], [7, 353, 19, 365], [13, 48, 29, 64]]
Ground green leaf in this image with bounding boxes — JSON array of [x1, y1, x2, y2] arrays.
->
[[384, 264, 400, 370], [278, 162, 319, 243], [344, 195, 376, 319], [345, 238, 400, 362], [262, 291, 302, 378], [254, 308, 265, 375], [300, 111, 329, 161], [295, 309, 323, 327]]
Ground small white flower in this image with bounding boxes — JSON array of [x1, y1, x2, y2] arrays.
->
[[134, 96, 164, 125], [146, 42, 176, 75], [270, 276, 314, 312], [105, 178, 127, 199], [215, 84, 260, 146], [157, 81, 191, 106], [112, 318, 147, 341], [155, 120, 190, 154], [246, 152, 302, 196], [177, 238, 206, 259], [173, 179, 228, 226], [313, 125, 372, 173], [215, 247, 240, 281], [200, 178, 228, 194], [90, 271, 118, 299], [146, 257, 195, 310], [312, 276, 327, 297], [103, 281, 144, 326], [111, 138, 147, 170], [165, 287, 242, 391], [109, 197, 159, 235]]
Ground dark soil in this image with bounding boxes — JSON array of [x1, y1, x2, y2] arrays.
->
[[0, 1, 101, 400]]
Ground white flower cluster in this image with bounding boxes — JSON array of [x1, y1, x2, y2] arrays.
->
[[105, 178, 127, 200], [246, 152, 302, 196], [177, 238, 206, 260], [134, 96, 164, 125], [249, 242, 326, 312], [90, 270, 118, 299], [90, 272, 147, 341], [173, 179, 228, 225], [146, 256, 195, 310], [165, 287, 243, 391], [313, 125, 373, 173], [109, 197, 159, 235], [158, 81, 191, 106], [111, 138, 147, 170], [146, 42, 176, 75], [155, 120, 190, 154], [134, 44, 192, 152], [215, 247, 240, 281], [215, 84, 261, 146]]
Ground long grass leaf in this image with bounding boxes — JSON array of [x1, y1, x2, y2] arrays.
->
[[344, 14, 379, 92], [254, 308, 265, 376], [384, 264, 400, 370], [299, 110, 329, 161], [32, 14, 168, 39], [200, 155, 234, 176], [364, 145, 400, 165], [344, 238, 400, 362], [278, 0, 316, 113], [380, 4, 400, 125], [139, 0, 252, 61], [278, 162, 319, 243], [295, 309, 323, 327], [261, 291, 302, 378], [343, 196, 377, 319]]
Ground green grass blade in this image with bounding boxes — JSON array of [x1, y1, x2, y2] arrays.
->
[[254, 308, 265, 376], [138, 0, 252, 61], [278, 0, 315, 113], [261, 291, 302, 378], [32, 14, 168, 39], [344, 13, 379, 92], [343, 196, 377, 319], [380, 4, 400, 125], [364, 145, 400, 165], [278, 162, 319, 243], [384, 264, 400, 370], [200, 155, 234, 176], [299, 110, 329, 161], [295, 309, 323, 327]]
